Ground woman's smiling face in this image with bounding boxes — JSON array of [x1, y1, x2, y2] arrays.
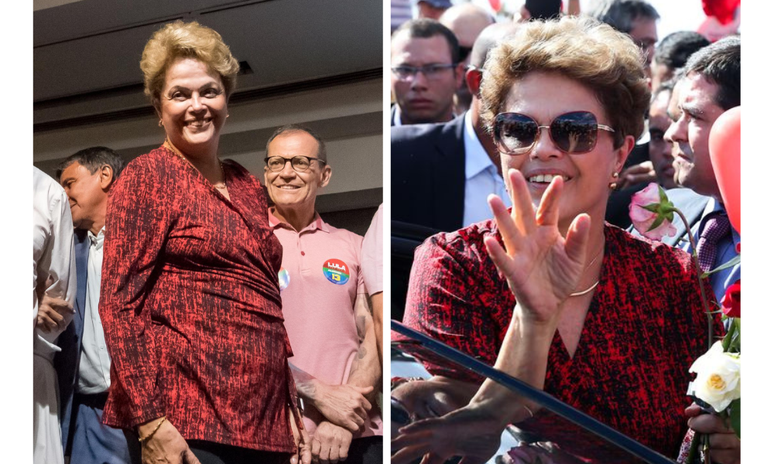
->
[[499, 71, 632, 229], [159, 57, 228, 157]]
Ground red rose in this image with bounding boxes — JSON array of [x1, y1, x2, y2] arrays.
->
[[721, 280, 740, 318]]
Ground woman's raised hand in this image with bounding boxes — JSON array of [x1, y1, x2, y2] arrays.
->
[[484, 169, 591, 326]]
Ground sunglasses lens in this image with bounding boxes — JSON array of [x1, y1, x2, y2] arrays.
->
[[551, 112, 599, 153], [495, 114, 538, 154]]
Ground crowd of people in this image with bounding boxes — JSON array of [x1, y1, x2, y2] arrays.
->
[[33, 20, 383, 464], [391, 0, 740, 463]]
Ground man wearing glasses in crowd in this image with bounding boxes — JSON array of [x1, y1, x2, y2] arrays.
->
[[390, 19, 463, 126], [264, 125, 383, 464]]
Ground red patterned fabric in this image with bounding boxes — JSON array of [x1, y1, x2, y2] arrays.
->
[[402, 222, 722, 459], [100, 146, 296, 452]]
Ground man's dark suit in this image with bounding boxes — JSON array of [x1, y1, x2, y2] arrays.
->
[[54, 229, 88, 453], [392, 115, 467, 232]]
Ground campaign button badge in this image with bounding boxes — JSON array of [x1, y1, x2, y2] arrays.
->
[[323, 259, 350, 285], [278, 267, 290, 291]]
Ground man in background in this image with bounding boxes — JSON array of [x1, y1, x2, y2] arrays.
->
[[54, 147, 129, 464], [665, 36, 741, 464], [416, 0, 451, 20], [650, 30, 710, 91], [391, 19, 463, 126], [439, 4, 495, 115], [264, 125, 383, 464], [519, 0, 562, 21]]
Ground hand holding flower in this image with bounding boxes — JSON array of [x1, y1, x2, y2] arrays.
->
[[685, 404, 740, 464]]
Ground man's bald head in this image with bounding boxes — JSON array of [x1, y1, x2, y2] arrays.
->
[[470, 22, 520, 70], [440, 4, 495, 60]]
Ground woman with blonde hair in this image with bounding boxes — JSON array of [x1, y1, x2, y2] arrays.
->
[[391, 16, 728, 463], [99, 21, 308, 464]]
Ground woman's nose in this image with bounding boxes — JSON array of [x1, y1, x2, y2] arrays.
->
[[190, 93, 205, 112], [530, 127, 562, 160]]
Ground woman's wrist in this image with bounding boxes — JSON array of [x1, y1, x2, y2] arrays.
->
[[137, 416, 167, 441]]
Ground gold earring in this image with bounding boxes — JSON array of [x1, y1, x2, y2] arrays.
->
[[158, 120, 163, 127], [609, 172, 619, 190]]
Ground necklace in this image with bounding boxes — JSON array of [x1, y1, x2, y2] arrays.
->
[[164, 139, 227, 190], [569, 243, 604, 298]]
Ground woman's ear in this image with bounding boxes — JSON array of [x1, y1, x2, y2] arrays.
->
[[615, 135, 636, 173]]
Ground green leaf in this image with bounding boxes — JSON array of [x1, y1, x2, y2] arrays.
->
[[702, 254, 741, 277], [658, 185, 673, 207], [648, 216, 665, 231], [642, 203, 661, 213], [730, 398, 741, 438]]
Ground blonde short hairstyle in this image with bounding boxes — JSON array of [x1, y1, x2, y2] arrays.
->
[[141, 21, 240, 110], [480, 16, 650, 148]]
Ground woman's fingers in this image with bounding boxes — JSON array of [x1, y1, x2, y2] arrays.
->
[[484, 236, 515, 278], [507, 169, 537, 236], [488, 194, 523, 255], [422, 453, 450, 464], [564, 214, 592, 266], [392, 444, 434, 464], [535, 176, 563, 227]]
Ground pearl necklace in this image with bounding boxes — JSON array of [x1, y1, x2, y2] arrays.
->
[[569, 244, 604, 298], [164, 140, 227, 190]]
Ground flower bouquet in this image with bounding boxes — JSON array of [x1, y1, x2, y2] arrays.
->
[[630, 183, 740, 463]]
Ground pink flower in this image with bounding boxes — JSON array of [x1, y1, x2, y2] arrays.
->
[[629, 183, 678, 240]]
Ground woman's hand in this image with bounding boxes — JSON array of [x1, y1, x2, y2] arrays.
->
[[139, 417, 201, 464], [686, 404, 740, 464], [485, 170, 591, 326], [391, 377, 478, 423], [391, 404, 505, 464]]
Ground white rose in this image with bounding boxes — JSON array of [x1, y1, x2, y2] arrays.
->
[[689, 341, 741, 412]]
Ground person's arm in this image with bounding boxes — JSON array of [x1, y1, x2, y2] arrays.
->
[[100, 159, 168, 424], [368, 292, 383, 364], [393, 173, 591, 464], [311, 292, 380, 461], [345, 292, 381, 397], [361, 204, 383, 363], [35, 179, 76, 342], [290, 363, 372, 432]]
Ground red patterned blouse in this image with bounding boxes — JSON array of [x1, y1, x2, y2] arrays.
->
[[100, 146, 295, 452], [402, 222, 722, 459]]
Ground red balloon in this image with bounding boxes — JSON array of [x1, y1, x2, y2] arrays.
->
[[709, 106, 741, 234]]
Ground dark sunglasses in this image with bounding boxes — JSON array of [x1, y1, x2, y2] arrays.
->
[[493, 111, 616, 155]]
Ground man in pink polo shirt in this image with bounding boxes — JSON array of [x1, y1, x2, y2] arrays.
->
[[264, 125, 382, 464]]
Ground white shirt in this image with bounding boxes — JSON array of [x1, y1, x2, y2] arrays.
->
[[393, 106, 403, 127], [77, 227, 112, 394], [463, 111, 511, 226], [33, 167, 76, 360]]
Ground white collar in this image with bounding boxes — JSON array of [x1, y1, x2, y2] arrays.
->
[[463, 111, 497, 180]]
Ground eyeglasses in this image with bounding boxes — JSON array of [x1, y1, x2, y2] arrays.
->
[[264, 155, 326, 173], [391, 64, 456, 81], [493, 111, 616, 155]]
